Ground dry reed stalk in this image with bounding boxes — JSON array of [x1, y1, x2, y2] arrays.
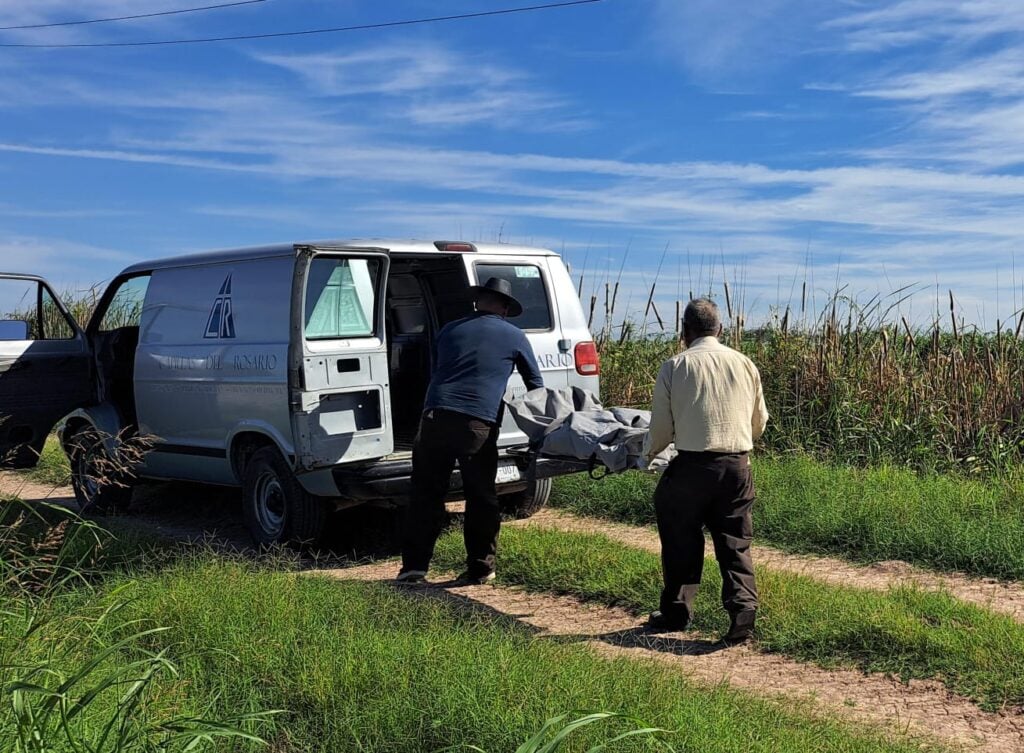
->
[[650, 300, 665, 331]]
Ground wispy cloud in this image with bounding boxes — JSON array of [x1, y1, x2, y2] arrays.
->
[[0, 234, 136, 284], [855, 48, 1024, 100], [827, 1, 1024, 52], [647, 0, 832, 84], [253, 46, 585, 130]]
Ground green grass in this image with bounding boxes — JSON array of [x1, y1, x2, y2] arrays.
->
[[23, 434, 72, 487], [552, 455, 1024, 581], [0, 555, 938, 753], [434, 525, 1024, 712]]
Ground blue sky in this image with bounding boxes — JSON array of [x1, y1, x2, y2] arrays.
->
[[3, 0, 1024, 330]]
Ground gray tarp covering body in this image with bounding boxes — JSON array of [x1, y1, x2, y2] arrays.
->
[[506, 387, 674, 472]]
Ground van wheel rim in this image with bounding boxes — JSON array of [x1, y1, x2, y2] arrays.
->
[[254, 471, 286, 537]]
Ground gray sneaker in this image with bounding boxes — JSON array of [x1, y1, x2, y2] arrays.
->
[[396, 569, 427, 584]]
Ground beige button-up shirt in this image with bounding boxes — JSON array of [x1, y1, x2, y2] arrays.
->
[[643, 336, 769, 461]]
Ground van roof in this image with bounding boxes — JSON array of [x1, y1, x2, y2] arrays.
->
[[121, 239, 558, 275]]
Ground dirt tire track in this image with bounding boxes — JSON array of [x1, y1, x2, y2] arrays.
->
[[1, 474, 76, 506], [317, 560, 1024, 753], [8, 472, 1024, 623], [525, 508, 1024, 623]]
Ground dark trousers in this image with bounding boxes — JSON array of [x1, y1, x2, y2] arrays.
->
[[401, 409, 501, 577], [654, 451, 758, 623]]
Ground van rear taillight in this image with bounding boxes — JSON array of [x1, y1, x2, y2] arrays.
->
[[434, 241, 477, 253], [574, 341, 600, 376]]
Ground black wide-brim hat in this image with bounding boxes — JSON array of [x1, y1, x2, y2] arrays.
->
[[469, 276, 524, 318]]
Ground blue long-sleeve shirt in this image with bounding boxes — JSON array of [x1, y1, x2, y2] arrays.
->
[[423, 313, 544, 423]]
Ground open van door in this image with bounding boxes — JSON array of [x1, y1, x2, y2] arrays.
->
[[290, 247, 395, 468], [0, 274, 93, 468]]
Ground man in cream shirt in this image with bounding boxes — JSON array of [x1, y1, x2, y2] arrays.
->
[[643, 298, 769, 644]]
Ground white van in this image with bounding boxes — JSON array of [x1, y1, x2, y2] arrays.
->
[[0, 241, 600, 544]]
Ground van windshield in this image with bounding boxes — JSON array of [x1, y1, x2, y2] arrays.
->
[[305, 257, 381, 339]]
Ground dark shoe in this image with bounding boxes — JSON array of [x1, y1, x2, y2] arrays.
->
[[453, 570, 496, 586], [722, 610, 756, 645], [646, 610, 690, 631], [395, 569, 427, 584]]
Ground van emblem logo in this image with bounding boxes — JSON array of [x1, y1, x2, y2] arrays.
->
[[204, 274, 236, 339]]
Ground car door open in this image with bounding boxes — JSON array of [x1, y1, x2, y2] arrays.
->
[[0, 274, 92, 468]]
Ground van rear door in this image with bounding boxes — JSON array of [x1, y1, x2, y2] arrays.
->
[[470, 256, 569, 448], [0, 274, 92, 468], [290, 247, 394, 468]]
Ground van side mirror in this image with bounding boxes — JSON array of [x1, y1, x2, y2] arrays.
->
[[0, 319, 30, 341]]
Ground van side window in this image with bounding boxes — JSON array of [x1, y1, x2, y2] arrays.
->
[[305, 257, 382, 339], [98, 276, 150, 332], [0, 278, 77, 341], [474, 263, 552, 331]]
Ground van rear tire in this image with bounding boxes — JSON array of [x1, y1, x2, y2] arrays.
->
[[501, 477, 552, 520], [242, 446, 327, 548]]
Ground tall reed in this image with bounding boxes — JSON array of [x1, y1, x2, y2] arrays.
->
[[597, 292, 1024, 473]]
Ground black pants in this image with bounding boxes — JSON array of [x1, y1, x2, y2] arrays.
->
[[401, 409, 501, 577], [654, 451, 757, 623]]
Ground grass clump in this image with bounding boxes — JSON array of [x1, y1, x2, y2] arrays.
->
[[1, 600, 277, 752], [24, 435, 72, 488], [435, 525, 1024, 712], [552, 456, 1024, 581], [3, 556, 933, 753], [0, 499, 274, 752]]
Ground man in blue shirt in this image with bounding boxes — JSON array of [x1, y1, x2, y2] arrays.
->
[[398, 277, 544, 585]]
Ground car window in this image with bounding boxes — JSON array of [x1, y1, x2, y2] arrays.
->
[[98, 276, 150, 332], [305, 257, 382, 339], [0, 278, 77, 341], [40, 286, 75, 340], [474, 263, 552, 331]]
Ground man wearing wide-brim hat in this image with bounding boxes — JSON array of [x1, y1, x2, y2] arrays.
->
[[398, 276, 543, 585]]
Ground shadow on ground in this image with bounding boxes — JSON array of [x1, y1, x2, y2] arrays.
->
[[6, 471, 463, 566]]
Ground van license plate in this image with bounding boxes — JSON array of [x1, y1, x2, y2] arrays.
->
[[496, 462, 521, 484]]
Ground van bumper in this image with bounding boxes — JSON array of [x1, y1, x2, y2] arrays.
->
[[316, 454, 586, 505]]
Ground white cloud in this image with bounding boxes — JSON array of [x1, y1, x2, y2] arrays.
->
[[828, 1, 1024, 51], [252, 46, 583, 130], [647, 0, 832, 83], [856, 49, 1024, 100], [0, 235, 135, 285]]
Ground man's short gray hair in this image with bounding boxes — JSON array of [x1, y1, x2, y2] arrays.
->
[[683, 298, 721, 334]]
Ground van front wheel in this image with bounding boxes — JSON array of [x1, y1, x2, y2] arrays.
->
[[500, 477, 552, 520], [242, 446, 327, 548], [68, 428, 134, 515]]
